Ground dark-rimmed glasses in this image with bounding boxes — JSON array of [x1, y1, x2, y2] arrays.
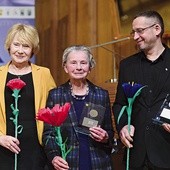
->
[[130, 24, 156, 37]]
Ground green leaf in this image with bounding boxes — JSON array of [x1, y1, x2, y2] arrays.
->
[[17, 125, 23, 134], [65, 146, 73, 156], [10, 104, 14, 111], [132, 86, 146, 102], [117, 105, 127, 124]]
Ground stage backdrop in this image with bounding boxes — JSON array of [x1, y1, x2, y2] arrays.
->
[[0, 0, 35, 65]]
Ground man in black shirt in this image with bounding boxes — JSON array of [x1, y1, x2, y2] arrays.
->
[[113, 10, 170, 170]]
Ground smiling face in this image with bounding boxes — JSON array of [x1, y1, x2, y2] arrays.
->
[[132, 16, 161, 51], [9, 33, 33, 65], [64, 50, 91, 81]]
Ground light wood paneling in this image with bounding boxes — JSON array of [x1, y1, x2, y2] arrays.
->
[[35, 0, 125, 86]]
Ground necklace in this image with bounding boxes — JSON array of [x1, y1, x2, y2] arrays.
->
[[70, 82, 89, 100], [16, 75, 23, 79]]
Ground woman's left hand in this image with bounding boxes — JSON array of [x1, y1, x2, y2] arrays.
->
[[89, 126, 109, 143]]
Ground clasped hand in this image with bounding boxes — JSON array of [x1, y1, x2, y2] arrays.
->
[[0, 135, 20, 154], [89, 126, 109, 143], [119, 125, 135, 148], [162, 123, 170, 133], [52, 156, 69, 170]]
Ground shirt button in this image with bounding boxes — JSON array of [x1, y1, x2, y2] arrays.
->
[[146, 126, 149, 130], [149, 90, 152, 93]]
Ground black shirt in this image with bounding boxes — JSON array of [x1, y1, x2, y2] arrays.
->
[[141, 49, 166, 105]]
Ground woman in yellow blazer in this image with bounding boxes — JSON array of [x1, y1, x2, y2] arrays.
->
[[0, 23, 56, 170]]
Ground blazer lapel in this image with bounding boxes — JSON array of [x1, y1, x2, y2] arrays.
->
[[31, 64, 41, 113], [0, 63, 10, 123]]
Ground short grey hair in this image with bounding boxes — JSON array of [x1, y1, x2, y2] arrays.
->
[[62, 45, 96, 68], [134, 10, 164, 37]]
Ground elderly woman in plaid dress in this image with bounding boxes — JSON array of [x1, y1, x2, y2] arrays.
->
[[43, 45, 114, 170]]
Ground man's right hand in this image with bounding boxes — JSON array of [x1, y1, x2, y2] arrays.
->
[[119, 125, 135, 148]]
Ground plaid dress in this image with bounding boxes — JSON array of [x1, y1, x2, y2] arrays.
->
[[43, 80, 114, 170]]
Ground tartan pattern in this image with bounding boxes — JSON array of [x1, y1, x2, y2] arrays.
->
[[43, 80, 114, 170]]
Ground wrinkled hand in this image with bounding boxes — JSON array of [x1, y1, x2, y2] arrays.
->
[[162, 123, 170, 133], [0, 135, 20, 154], [119, 125, 135, 148], [89, 126, 109, 143], [52, 156, 69, 170]]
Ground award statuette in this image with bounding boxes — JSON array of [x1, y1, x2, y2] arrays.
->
[[153, 94, 170, 125], [75, 102, 106, 135]]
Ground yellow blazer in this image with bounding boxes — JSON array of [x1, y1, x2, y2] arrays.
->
[[0, 62, 56, 144]]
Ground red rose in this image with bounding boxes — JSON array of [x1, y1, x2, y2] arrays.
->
[[7, 78, 26, 91], [36, 103, 71, 126]]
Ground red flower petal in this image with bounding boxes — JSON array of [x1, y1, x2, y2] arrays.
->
[[51, 103, 71, 126], [7, 78, 26, 91], [36, 108, 54, 125], [36, 103, 71, 127]]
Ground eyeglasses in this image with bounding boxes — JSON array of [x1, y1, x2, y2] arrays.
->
[[130, 24, 156, 37]]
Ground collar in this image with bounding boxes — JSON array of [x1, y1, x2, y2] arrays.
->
[[141, 45, 167, 64]]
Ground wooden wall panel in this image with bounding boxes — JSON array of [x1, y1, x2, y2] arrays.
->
[[35, 0, 126, 86], [76, 0, 97, 44], [35, 0, 170, 86], [92, 1, 113, 84]]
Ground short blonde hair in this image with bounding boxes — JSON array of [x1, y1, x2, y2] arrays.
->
[[4, 23, 40, 56], [62, 45, 96, 68]]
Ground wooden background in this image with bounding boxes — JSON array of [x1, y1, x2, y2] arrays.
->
[[35, 0, 170, 85], [35, 0, 138, 85]]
